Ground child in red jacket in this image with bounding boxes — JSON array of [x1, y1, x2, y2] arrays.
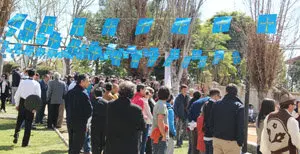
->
[[197, 112, 205, 154]]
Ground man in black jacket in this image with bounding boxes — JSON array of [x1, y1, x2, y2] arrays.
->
[[210, 84, 244, 154], [105, 81, 145, 154], [202, 88, 221, 154], [91, 87, 107, 154], [11, 69, 21, 105], [65, 74, 92, 154]]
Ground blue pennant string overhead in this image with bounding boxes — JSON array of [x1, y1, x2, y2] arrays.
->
[[105, 44, 117, 59], [2, 54, 6, 59], [171, 18, 192, 35], [212, 50, 225, 65], [70, 18, 87, 37], [35, 47, 45, 57], [130, 50, 142, 68], [8, 14, 28, 29], [181, 56, 192, 68], [126, 45, 137, 54], [135, 18, 154, 35], [24, 45, 34, 56], [62, 50, 73, 59], [67, 38, 81, 53], [163, 57, 174, 67], [163, 49, 181, 67], [232, 51, 241, 65], [6, 27, 17, 37], [39, 16, 57, 34], [36, 34, 47, 45], [212, 16, 232, 33], [257, 14, 277, 34], [147, 56, 159, 67], [102, 18, 120, 37], [13, 43, 22, 54], [1, 41, 9, 53], [48, 33, 62, 49], [146, 47, 160, 67], [111, 49, 123, 66], [18, 20, 37, 42], [198, 56, 208, 68], [191, 49, 202, 60], [47, 49, 57, 58]]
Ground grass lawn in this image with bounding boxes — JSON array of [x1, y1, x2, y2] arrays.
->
[[0, 119, 68, 154], [174, 141, 189, 154], [0, 103, 18, 115]]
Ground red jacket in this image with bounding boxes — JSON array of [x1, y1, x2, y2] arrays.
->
[[131, 92, 144, 110], [150, 126, 169, 144], [197, 115, 205, 152]]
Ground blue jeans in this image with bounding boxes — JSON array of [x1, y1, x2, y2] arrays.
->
[[84, 131, 91, 152], [205, 140, 213, 154], [140, 124, 150, 154], [152, 139, 167, 154]]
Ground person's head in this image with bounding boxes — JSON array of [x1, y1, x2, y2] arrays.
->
[[144, 90, 150, 99], [167, 94, 174, 104], [112, 83, 119, 94], [77, 74, 90, 89], [44, 74, 50, 82], [1, 74, 7, 80], [226, 84, 238, 96], [192, 91, 202, 100], [189, 88, 195, 97], [147, 87, 155, 97], [137, 84, 146, 96], [118, 81, 135, 99], [257, 98, 275, 126], [105, 82, 113, 92], [53, 72, 61, 80], [279, 92, 296, 113], [209, 88, 221, 101], [158, 86, 170, 101], [92, 77, 100, 85], [27, 69, 35, 78], [73, 73, 79, 81], [94, 87, 104, 98], [180, 84, 188, 95]]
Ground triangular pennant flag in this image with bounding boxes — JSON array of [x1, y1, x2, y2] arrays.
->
[[130, 51, 142, 68], [67, 39, 81, 53], [6, 27, 17, 37], [181, 56, 192, 68], [39, 16, 56, 34], [70, 18, 87, 37], [191, 49, 202, 60], [48, 34, 62, 49], [111, 49, 123, 67], [36, 34, 47, 45], [257, 14, 277, 34], [35, 47, 45, 57], [18, 20, 37, 42], [232, 51, 241, 65], [212, 50, 225, 65], [1, 41, 9, 53], [8, 14, 28, 29], [198, 56, 208, 68], [163, 57, 174, 67], [102, 18, 120, 37], [135, 18, 154, 35], [171, 18, 192, 34], [24, 45, 34, 56], [212, 16, 232, 33]]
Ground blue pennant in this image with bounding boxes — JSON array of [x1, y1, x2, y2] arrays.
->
[[13, 43, 22, 54], [135, 18, 154, 35], [92, 46, 103, 60], [2, 54, 6, 59], [130, 51, 143, 68], [232, 51, 241, 65], [257, 14, 277, 34], [171, 18, 192, 35], [191, 49, 202, 60], [111, 49, 123, 66], [198, 56, 208, 68], [144, 47, 159, 57], [76, 51, 85, 60], [181, 56, 192, 68], [67, 39, 81, 53], [122, 50, 129, 59], [39, 16, 56, 34], [1, 41, 9, 53], [70, 18, 87, 37], [35, 47, 45, 57], [212, 16, 232, 33], [48, 34, 61, 49], [102, 18, 120, 37], [62, 50, 73, 59], [6, 27, 17, 37], [56, 51, 63, 59], [212, 50, 225, 65], [163, 57, 174, 67], [126, 45, 137, 54], [47, 49, 58, 58], [11, 53, 14, 59], [147, 56, 159, 67], [169, 48, 180, 60], [8, 14, 28, 29], [24, 45, 34, 56], [18, 20, 37, 42], [36, 34, 47, 45]]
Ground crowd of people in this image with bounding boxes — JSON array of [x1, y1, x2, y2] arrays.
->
[[2, 67, 300, 154]]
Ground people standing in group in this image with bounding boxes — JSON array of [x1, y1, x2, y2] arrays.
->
[[35, 74, 50, 124], [187, 91, 202, 111], [13, 69, 41, 147], [65, 74, 92, 154], [151, 86, 170, 154], [33, 73, 40, 81], [260, 92, 300, 154], [102, 82, 115, 102], [166, 95, 176, 154], [174, 84, 190, 148], [0, 74, 10, 113], [210, 84, 244, 154], [68, 73, 78, 91], [91, 87, 107, 154], [202, 89, 221, 154], [255, 99, 275, 154], [11, 69, 21, 105], [105, 81, 145, 154], [145, 87, 156, 154]]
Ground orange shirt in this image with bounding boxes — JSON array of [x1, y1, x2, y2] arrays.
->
[[197, 115, 205, 152]]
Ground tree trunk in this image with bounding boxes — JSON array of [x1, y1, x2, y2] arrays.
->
[[257, 90, 268, 108], [63, 58, 71, 76], [95, 59, 100, 75]]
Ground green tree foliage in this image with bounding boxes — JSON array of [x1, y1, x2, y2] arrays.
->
[[288, 61, 300, 91], [3, 62, 19, 74]]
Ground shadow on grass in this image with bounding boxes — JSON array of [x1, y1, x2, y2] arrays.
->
[[41, 150, 68, 154], [0, 122, 16, 130], [0, 145, 14, 151]]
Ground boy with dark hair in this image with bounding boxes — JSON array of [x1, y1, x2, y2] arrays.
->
[[103, 82, 114, 101]]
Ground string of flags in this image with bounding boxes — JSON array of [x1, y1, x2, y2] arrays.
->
[[0, 13, 278, 68]]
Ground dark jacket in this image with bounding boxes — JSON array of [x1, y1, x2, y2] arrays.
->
[[39, 80, 48, 103], [174, 93, 190, 120], [0, 80, 10, 96], [12, 71, 21, 87], [91, 97, 108, 131], [203, 99, 214, 138], [65, 85, 92, 128], [188, 97, 210, 122], [211, 94, 244, 146], [106, 97, 145, 154]]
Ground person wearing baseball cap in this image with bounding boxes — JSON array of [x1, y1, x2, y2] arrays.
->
[[260, 91, 300, 154]]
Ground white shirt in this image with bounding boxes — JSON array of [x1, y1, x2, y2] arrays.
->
[[260, 110, 300, 154], [14, 78, 41, 106], [68, 81, 76, 91]]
